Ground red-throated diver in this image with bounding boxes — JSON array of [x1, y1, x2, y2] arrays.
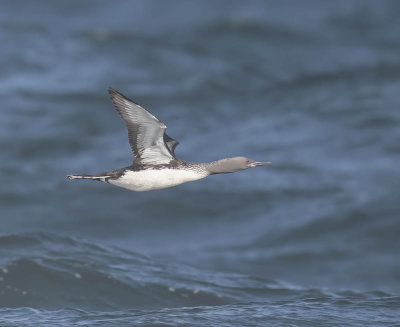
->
[[67, 88, 271, 191]]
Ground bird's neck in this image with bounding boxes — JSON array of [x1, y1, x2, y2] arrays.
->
[[203, 158, 242, 175]]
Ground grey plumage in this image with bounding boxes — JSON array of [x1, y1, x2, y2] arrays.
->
[[204, 157, 267, 174], [108, 88, 178, 164]]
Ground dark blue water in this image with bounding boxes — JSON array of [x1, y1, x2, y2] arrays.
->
[[1, 1, 400, 325]]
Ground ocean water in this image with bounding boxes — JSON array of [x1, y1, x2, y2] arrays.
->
[[1, 0, 400, 326]]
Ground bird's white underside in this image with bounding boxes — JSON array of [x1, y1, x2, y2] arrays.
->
[[108, 169, 208, 192]]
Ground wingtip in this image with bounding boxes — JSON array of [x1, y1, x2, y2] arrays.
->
[[108, 87, 129, 100], [108, 87, 118, 95], [108, 87, 144, 110], [108, 87, 125, 103]]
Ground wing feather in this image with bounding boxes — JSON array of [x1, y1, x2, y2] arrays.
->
[[108, 88, 179, 164]]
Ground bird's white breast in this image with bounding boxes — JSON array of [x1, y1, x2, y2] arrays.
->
[[108, 168, 208, 192]]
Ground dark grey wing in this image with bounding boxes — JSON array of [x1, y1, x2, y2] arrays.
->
[[164, 133, 179, 156], [108, 88, 177, 164]]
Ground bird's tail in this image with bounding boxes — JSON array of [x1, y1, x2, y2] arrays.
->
[[67, 174, 110, 182]]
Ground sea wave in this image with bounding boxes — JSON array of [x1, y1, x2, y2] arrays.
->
[[0, 232, 318, 311]]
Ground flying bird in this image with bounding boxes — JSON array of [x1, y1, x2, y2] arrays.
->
[[67, 88, 270, 191]]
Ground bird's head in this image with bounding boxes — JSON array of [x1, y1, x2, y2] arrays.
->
[[208, 157, 271, 174], [236, 157, 272, 169]]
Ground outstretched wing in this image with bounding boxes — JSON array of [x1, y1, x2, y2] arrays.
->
[[108, 88, 179, 164]]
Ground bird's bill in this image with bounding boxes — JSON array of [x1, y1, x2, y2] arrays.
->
[[249, 161, 272, 167]]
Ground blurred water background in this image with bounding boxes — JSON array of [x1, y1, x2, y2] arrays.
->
[[1, 0, 400, 326]]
